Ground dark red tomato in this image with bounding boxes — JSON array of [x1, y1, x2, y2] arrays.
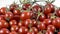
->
[[5, 12, 13, 20], [47, 13, 52, 19], [12, 15, 20, 22], [10, 4, 19, 12], [10, 25, 18, 32], [9, 31, 17, 34], [44, 6, 51, 15], [0, 28, 10, 34], [45, 3, 55, 13], [18, 26, 28, 34], [43, 19, 52, 26], [27, 32, 35, 34], [13, 9, 20, 15], [22, 3, 31, 10], [9, 20, 17, 26], [56, 9, 60, 17], [0, 20, 9, 28], [39, 15, 46, 22], [20, 11, 31, 20], [0, 7, 6, 15], [22, 19, 32, 28], [29, 27, 38, 34], [47, 25, 55, 32], [37, 22, 46, 30], [58, 32, 60, 34], [32, 5, 42, 13], [18, 22, 23, 28], [0, 15, 5, 20], [52, 18, 60, 28], [45, 30, 54, 34], [32, 19, 37, 27]]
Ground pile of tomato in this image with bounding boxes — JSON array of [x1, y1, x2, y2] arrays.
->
[[0, 0, 60, 34]]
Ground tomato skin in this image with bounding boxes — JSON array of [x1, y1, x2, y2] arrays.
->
[[47, 25, 55, 32], [0, 20, 9, 29], [0, 28, 10, 34], [0, 7, 6, 15], [20, 12, 31, 20], [9, 20, 17, 26], [56, 9, 60, 17], [45, 30, 54, 34], [18, 27, 28, 34], [9, 31, 17, 34], [52, 18, 60, 28], [37, 22, 46, 30], [22, 3, 31, 10]]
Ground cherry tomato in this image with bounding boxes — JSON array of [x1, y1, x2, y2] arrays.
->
[[0, 20, 9, 28], [22, 3, 31, 10], [5, 11, 13, 20], [27, 32, 35, 34], [29, 27, 38, 34], [39, 14, 46, 22], [44, 6, 51, 15], [13, 9, 20, 15], [9, 20, 17, 26], [0, 28, 10, 34], [9, 31, 17, 34], [43, 19, 52, 26], [45, 30, 54, 34], [58, 32, 60, 34], [37, 22, 46, 30], [10, 25, 18, 32], [47, 25, 55, 32], [18, 26, 28, 34], [20, 11, 31, 20], [0, 7, 6, 15], [0, 15, 5, 20], [32, 5, 42, 13], [18, 22, 23, 28], [56, 9, 60, 17], [10, 4, 19, 12], [52, 18, 60, 28]]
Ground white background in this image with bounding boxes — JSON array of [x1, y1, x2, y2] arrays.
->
[[0, 0, 60, 8]]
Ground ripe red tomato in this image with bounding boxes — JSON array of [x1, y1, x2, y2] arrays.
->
[[56, 9, 60, 17], [52, 18, 60, 28], [9, 31, 17, 34], [20, 11, 31, 20], [22, 3, 31, 10], [0, 28, 10, 34], [47, 25, 55, 32], [0, 20, 9, 28], [18, 26, 28, 34], [0, 7, 6, 15]]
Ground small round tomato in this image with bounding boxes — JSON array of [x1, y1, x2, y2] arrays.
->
[[22, 3, 31, 10], [18, 22, 23, 28], [56, 9, 60, 17], [22, 19, 32, 28], [58, 32, 60, 34], [43, 19, 52, 26], [45, 30, 54, 34], [37, 22, 46, 30], [27, 32, 35, 34], [32, 5, 42, 13], [9, 31, 17, 34], [52, 18, 60, 28], [29, 27, 38, 34], [5, 11, 13, 20], [39, 14, 46, 22], [0, 20, 9, 28], [0, 28, 10, 34], [10, 25, 18, 32], [20, 11, 31, 20], [13, 9, 20, 15], [44, 6, 51, 15], [47, 25, 55, 32], [0, 15, 5, 20], [0, 7, 6, 15], [10, 4, 19, 12], [9, 20, 17, 26], [18, 26, 28, 34]]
